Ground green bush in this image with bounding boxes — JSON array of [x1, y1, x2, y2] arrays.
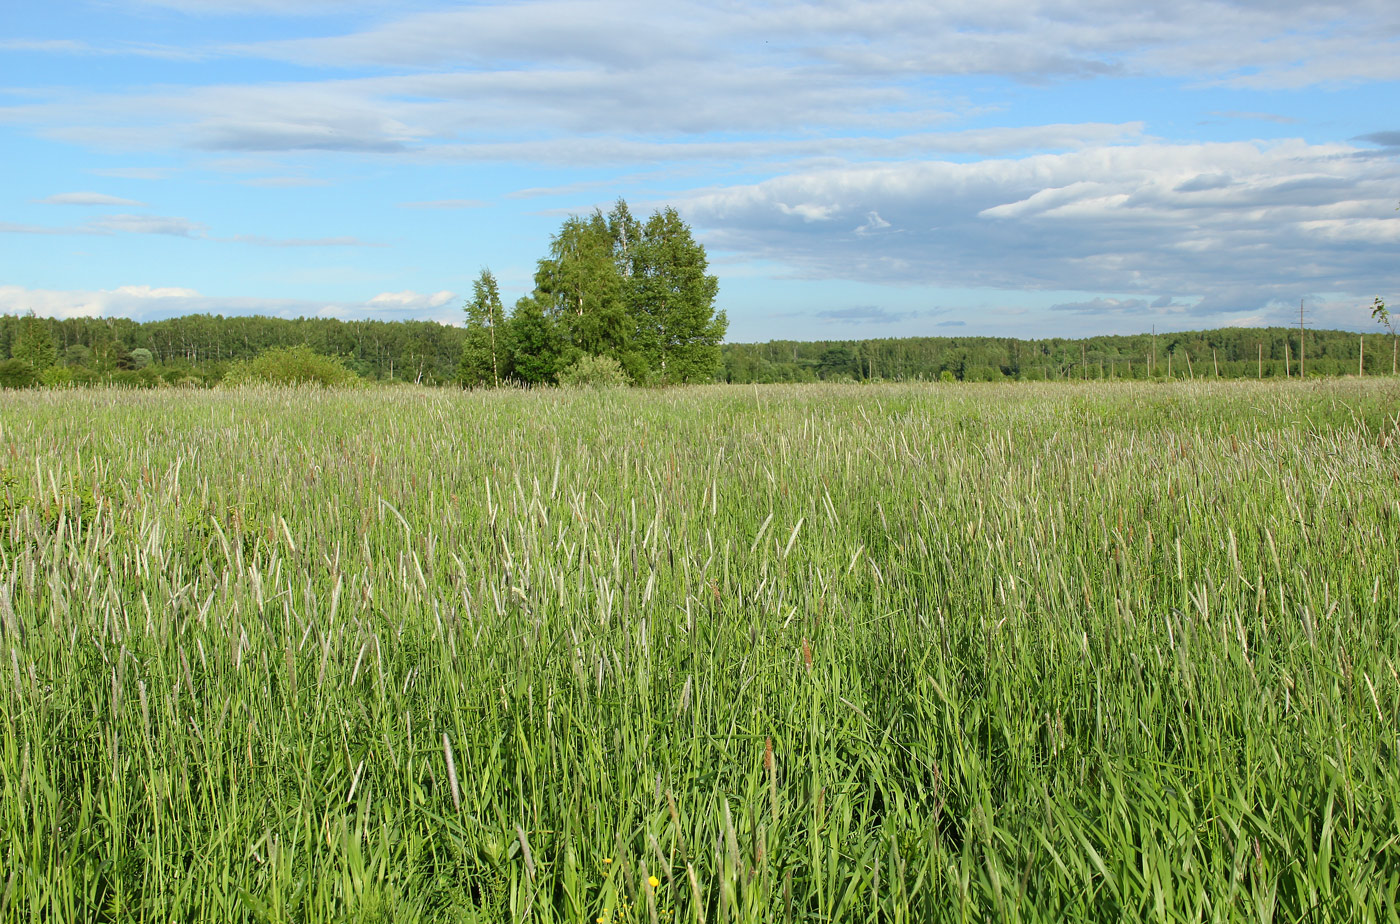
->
[[39, 365, 95, 387], [557, 353, 629, 387], [0, 359, 38, 389], [222, 345, 359, 388], [110, 366, 163, 388]]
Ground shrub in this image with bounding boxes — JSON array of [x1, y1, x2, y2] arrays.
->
[[39, 365, 94, 387], [557, 353, 629, 388], [222, 345, 359, 388], [110, 367, 163, 388], [0, 359, 38, 389]]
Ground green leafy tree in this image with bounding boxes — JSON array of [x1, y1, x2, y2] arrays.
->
[[459, 269, 509, 387], [527, 199, 725, 385], [506, 295, 565, 385], [818, 346, 858, 380], [533, 212, 628, 367], [11, 315, 58, 373], [629, 207, 725, 383], [63, 344, 94, 368]]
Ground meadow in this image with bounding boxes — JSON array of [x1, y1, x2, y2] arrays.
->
[[1, 379, 1398, 922]]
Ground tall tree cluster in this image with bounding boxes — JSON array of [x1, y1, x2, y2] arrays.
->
[[461, 199, 726, 386]]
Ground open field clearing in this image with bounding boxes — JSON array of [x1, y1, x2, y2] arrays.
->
[[2, 380, 1399, 922]]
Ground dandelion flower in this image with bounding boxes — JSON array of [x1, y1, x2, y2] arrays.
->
[[648, 875, 661, 888]]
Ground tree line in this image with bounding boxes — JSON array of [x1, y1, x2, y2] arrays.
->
[[5, 311, 1391, 389], [723, 326, 1397, 383]]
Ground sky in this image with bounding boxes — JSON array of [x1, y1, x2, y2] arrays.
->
[[1, 0, 1398, 342]]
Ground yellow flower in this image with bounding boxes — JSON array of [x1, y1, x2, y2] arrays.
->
[[603, 857, 612, 864], [648, 875, 661, 889]]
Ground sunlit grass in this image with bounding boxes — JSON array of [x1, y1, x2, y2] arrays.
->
[[1, 379, 1398, 922]]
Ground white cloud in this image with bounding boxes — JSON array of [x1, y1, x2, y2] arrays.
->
[[38, 191, 147, 206], [854, 212, 892, 236], [232, 0, 1400, 90], [88, 167, 176, 180], [683, 139, 1400, 312], [367, 290, 456, 309], [89, 213, 208, 237], [113, 285, 201, 298], [10, 0, 1396, 164], [0, 221, 76, 235]]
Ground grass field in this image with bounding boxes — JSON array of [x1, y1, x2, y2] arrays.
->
[[2, 380, 1398, 922]]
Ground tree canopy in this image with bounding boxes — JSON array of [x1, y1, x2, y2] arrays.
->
[[523, 199, 726, 385]]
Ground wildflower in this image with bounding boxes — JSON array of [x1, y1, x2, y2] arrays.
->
[[603, 857, 612, 864], [648, 875, 661, 889]]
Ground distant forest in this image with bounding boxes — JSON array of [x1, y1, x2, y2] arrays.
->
[[0, 311, 1394, 387]]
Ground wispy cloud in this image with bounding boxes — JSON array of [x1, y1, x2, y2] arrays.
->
[[0, 221, 76, 236], [87, 167, 176, 180], [37, 191, 147, 206], [89, 213, 207, 237], [1, 213, 379, 247], [815, 305, 914, 324], [0, 38, 203, 60]]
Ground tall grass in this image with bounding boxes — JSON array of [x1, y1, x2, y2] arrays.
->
[[1, 380, 1398, 922]]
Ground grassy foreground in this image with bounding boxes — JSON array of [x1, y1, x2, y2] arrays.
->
[[1, 380, 1398, 923]]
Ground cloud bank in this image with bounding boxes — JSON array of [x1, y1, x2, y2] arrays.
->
[[683, 139, 1400, 314]]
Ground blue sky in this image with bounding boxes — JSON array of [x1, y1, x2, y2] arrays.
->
[[1, 0, 1397, 341]]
